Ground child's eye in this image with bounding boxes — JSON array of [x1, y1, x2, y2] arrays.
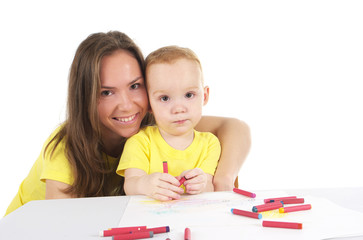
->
[[185, 92, 194, 98], [160, 96, 170, 102], [101, 90, 112, 96]]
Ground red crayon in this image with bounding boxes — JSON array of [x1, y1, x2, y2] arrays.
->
[[179, 176, 187, 187], [252, 201, 283, 212], [233, 188, 256, 198], [163, 161, 168, 173], [231, 208, 262, 219], [279, 204, 312, 213], [184, 227, 191, 240], [264, 196, 297, 203], [281, 198, 304, 204], [112, 231, 153, 240], [100, 226, 147, 237], [254, 201, 283, 209], [138, 226, 170, 234], [262, 220, 303, 230]]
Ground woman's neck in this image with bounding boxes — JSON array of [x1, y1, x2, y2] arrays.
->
[[101, 134, 125, 158]]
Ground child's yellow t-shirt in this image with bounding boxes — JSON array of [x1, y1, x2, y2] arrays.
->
[[117, 126, 221, 177]]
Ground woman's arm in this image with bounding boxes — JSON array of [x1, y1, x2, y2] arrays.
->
[[196, 116, 251, 191], [45, 179, 74, 199]]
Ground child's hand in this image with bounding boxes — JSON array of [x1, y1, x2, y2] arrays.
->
[[145, 172, 184, 201], [177, 168, 209, 194]]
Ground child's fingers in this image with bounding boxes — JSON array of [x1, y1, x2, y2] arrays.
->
[[184, 173, 206, 185], [150, 185, 182, 200], [161, 173, 181, 186], [183, 168, 203, 179], [185, 182, 205, 194]]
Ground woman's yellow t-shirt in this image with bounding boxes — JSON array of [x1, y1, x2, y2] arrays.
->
[[5, 126, 118, 216]]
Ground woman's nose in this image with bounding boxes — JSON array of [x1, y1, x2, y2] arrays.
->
[[117, 92, 133, 110]]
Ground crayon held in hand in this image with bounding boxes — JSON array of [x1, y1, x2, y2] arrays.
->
[[179, 176, 187, 187], [163, 161, 168, 173], [233, 188, 256, 198]]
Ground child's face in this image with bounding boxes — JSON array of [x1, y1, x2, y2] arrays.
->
[[98, 50, 149, 141], [147, 58, 209, 137]]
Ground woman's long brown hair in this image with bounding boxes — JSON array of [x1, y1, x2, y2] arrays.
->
[[45, 31, 153, 197]]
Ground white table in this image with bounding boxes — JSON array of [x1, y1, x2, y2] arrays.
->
[[1, 187, 362, 240]]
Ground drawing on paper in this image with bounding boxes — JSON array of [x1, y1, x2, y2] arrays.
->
[[136, 195, 257, 215]]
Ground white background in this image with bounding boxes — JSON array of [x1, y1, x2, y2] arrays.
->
[[1, 0, 362, 215]]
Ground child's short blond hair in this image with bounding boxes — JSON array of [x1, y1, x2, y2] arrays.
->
[[145, 46, 204, 84]]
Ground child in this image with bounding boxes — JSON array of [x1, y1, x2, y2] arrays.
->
[[117, 46, 221, 201]]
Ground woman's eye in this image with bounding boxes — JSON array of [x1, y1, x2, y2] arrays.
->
[[185, 92, 194, 98], [160, 96, 169, 102], [101, 90, 112, 96], [131, 83, 140, 90]]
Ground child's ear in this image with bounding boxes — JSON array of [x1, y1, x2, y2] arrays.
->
[[203, 86, 210, 106]]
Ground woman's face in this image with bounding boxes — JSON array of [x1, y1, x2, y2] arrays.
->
[[98, 50, 148, 141]]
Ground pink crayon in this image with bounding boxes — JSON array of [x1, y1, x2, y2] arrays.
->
[[264, 196, 297, 203], [262, 220, 303, 230], [112, 231, 153, 240], [279, 204, 312, 213], [100, 226, 147, 237], [281, 198, 304, 204], [163, 161, 168, 173], [233, 188, 256, 198], [138, 226, 170, 234], [179, 176, 187, 187], [252, 201, 283, 212], [184, 227, 191, 240], [231, 208, 262, 219]]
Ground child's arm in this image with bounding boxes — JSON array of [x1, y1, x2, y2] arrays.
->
[[124, 168, 184, 201], [178, 168, 214, 194], [196, 116, 251, 191]]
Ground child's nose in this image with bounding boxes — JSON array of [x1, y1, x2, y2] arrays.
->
[[172, 100, 186, 114]]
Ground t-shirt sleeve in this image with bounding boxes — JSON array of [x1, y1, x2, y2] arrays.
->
[[40, 135, 74, 185], [200, 134, 221, 176], [116, 132, 150, 176]]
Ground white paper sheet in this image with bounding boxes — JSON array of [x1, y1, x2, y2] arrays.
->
[[119, 191, 363, 240]]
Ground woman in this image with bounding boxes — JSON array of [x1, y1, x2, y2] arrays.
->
[[5, 31, 250, 216]]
